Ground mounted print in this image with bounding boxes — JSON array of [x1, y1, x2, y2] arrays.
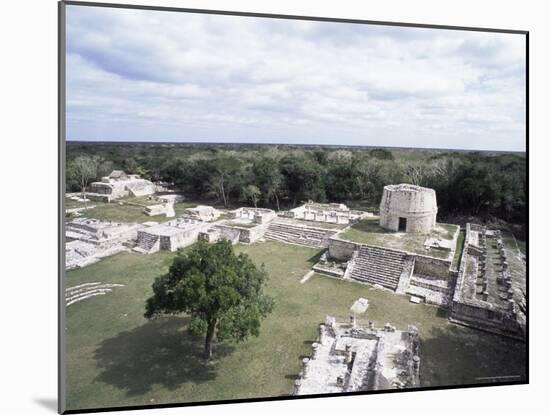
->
[[59, 1, 528, 413]]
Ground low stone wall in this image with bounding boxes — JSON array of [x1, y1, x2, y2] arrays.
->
[[238, 224, 269, 243], [214, 225, 242, 244], [328, 237, 358, 261], [413, 255, 451, 278]]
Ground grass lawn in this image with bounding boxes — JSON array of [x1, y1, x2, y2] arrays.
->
[[65, 196, 198, 224], [339, 217, 457, 259], [452, 230, 465, 270], [65, 241, 526, 411]]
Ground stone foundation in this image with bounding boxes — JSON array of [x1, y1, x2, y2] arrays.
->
[[294, 313, 420, 395], [450, 223, 526, 339]]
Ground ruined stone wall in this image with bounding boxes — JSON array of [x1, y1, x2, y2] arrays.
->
[[214, 225, 242, 244], [328, 238, 358, 261], [164, 229, 202, 251], [413, 255, 451, 278], [238, 224, 269, 243], [449, 223, 524, 339], [379, 184, 437, 233]]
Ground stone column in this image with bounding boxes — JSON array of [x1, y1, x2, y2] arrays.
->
[[311, 342, 319, 360], [344, 344, 353, 364], [294, 379, 302, 394], [302, 357, 310, 378], [413, 355, 421, 373]]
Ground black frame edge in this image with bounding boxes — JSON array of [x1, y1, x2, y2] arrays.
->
[[62, 0, 528, 35]]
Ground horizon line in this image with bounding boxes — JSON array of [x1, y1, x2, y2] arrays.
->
[[65, 139, 526, 154]]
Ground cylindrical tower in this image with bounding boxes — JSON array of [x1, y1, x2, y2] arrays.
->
[[379, 184, 437, 233]]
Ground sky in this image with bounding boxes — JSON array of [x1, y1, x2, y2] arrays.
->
[[65, 5, 527, 151]]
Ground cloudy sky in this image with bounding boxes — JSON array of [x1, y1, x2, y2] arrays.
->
[[66, 5, 526, 151]]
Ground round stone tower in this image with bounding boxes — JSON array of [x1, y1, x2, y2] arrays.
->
[[379, 184, 437, 233]]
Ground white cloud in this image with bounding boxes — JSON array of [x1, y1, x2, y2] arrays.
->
[[65, 5, 526, 151]]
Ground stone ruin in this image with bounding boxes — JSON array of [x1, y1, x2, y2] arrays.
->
[[283, 201, 368, 225], [264, 218, 340, 248], [379, 184, 437, 233], [184, 205, 221, 222], [450, 224, 526, 339], [319, 221, 525, 340], [294, 309, 420, 395], [88, 170, 156, 202], [200, 208, 277, 245], [143, 201, 175, 218], [228, 207, 277, 224], [65, 218, 143, 269], [133, 216, 212, 254], [312, 251, 347, 278]]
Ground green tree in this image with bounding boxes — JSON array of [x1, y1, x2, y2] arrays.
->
[[68, 155, 102, 204], [205, 156, 243, 207], [243, 184, 261, 208], [253, 158, 284, 210], [144, 240, 274, 360], [280, 156, 325, 206]]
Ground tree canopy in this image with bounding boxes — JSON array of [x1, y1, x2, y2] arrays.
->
[[144, 240, 274, 360], [67, 142, 527, 227]]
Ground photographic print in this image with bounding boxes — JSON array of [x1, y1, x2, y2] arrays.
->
[[60, 2, 527, 413]]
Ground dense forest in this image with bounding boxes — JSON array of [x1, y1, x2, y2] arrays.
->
[[66, 142, 526, 228]]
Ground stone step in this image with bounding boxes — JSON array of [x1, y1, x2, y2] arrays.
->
[[351, 271, 400, 284], [351, 266, 401, 278], [350, 272, 399, 289], [355, 261, 402, 273], [348, 245, 407, 290], [264, 234, 323, 248]]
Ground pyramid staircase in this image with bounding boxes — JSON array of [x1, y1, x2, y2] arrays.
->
[[348, 245, 408, 290], [133, 231, 160, 254], [264, 221, 337, 248]]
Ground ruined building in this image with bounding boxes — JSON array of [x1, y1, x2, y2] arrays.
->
[[379, 184, 437, 233], [88, 170, 156, 202], [294, 313, 421, 395]]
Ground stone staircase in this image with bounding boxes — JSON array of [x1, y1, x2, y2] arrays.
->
[[264, 221, 337, 248], [349, 245, 407, 290], [134, 231, 160, 254]]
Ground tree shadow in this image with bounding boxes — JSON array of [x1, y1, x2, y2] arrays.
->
[[418, 324, 527, 388], [93, 316, 234, 397], [435, 307, 450, 318]]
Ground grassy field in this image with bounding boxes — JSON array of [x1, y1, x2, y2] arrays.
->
[[65, 241, 526, 411], [340, 217, 458, 259], [65, 196, 198, 224]]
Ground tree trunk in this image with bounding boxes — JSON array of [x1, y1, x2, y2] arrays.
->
[[204, 319, 217, 360], [275, 194, 280, 211], [82, 183, 88, 211], [220, 180, 227, 208]]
